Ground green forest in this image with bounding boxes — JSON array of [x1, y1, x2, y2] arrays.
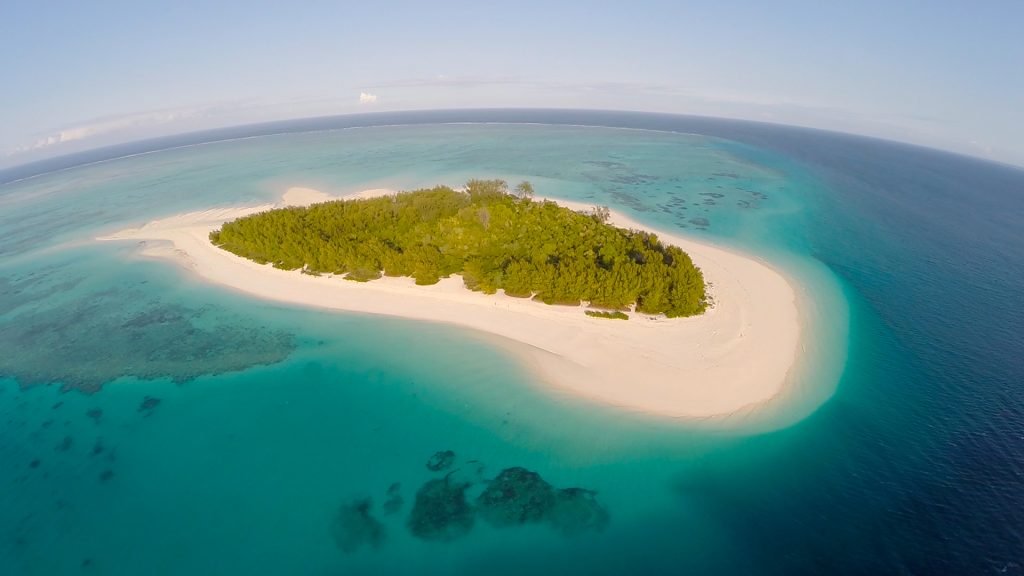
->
[[210, 180, 707, 317]]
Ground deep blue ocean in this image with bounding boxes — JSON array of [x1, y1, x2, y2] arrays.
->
[[1, 110, 1021, 575]]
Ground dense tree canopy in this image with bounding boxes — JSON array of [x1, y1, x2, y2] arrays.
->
[[210, 180, 707, 317]]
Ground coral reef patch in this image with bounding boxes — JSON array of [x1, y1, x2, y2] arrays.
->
[[331, 454, 610, 553], [426, 450, 455, 472], [0, 284, 295, 393], [406, 475, 475, 541], [476, 467, 555, 527], [138, 396, 161, 415], [476, 467, 610, 534]]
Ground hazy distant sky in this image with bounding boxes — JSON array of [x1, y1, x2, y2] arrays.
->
[[2, 0, 1022, 168]]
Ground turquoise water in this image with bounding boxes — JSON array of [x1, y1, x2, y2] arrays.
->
[[2, 114, 1022, 574]]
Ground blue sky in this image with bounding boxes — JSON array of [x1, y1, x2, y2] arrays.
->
[[2, 0, 1022, 167]]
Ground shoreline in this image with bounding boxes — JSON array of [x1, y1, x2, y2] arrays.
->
[[98, 186, 801, 420]]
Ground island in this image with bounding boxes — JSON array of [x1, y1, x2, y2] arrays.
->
[[99, 183, 801, 420], [209, 179, 707, 319]]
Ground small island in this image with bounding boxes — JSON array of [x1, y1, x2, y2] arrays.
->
[[100, 184, 801, 420], [210, 180, 707, 318]]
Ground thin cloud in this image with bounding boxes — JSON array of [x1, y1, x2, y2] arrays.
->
[[359, 92, 378, 105], [371, 74, 525, 89], [6, 106, 209, 156]]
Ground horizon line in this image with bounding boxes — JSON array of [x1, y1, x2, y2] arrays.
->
[[2, 108, 1021, 186]]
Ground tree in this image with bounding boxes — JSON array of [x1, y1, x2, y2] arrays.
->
[[591, 205, 611, 223], [515, 181, 535, 201]]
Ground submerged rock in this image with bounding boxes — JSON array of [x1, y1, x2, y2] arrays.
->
[[476, 467, 555, 527], [382, 482, 403, 515], [407, 476, 474, 541], [138, 396, 161, 415], [86, 409, 102, 423], [330, 498, 385, 553], [476, 467, 610, 535], [426, 450, 455, 472], [547, 488, 610, 535]]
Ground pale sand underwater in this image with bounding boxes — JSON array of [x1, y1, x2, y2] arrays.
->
[[99, 186, 800, 420]]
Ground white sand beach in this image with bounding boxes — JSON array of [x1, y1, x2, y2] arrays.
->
[[99, 186, 800, 419]]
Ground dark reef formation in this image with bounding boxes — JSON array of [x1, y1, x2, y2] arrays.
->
[[138, 396, 161, 415], [426, 450, 455, 472], [330, 457, 610, 552], [476, 467, 610, 534], [406, 475, 475, 541], [404, 458, 608, 544], [0, 281, 296, 392], [330, 498, 385, 553], [476, 467, 555, 527]]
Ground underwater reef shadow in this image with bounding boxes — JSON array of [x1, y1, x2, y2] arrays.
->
[[330, 450, 610, 554]]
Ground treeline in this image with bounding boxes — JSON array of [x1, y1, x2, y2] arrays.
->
[[210, 180, 707, 317]]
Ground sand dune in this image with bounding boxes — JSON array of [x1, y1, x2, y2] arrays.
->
[[99, 187, 800, 420]]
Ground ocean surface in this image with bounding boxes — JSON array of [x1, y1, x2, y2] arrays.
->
[[1, 111, 1022, 575]]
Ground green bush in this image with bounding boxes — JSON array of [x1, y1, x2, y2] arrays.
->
[[585, 310, 630, 320]]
